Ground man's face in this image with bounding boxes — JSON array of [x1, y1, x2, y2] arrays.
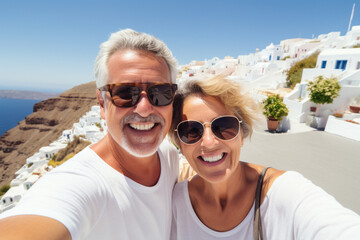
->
[[99, 49, 172, 158]]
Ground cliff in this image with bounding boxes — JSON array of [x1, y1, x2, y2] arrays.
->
[[0, 81, 98, 186]]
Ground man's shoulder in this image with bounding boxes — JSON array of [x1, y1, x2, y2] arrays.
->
[[53, 146, 101, 171], [158, 139, 179, 161], [158, 139, 180, 180], [46, 146, 111, 187]]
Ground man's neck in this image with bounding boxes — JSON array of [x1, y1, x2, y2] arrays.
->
[[90, 134, 161, 186]]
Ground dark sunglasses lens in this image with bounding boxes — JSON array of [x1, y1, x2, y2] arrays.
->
[[147, 84, 174, 106], [178, 121, 204, 144], [111, 85, 140, 107], [211, 116, 239, 140]]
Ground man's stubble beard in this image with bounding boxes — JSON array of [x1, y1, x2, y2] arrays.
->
[[120, 128, 164, 158], [120, 113, 166, 158]]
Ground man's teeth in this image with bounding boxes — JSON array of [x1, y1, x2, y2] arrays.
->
[[202, 153, 224, 162], [129, 123, 155, 130]]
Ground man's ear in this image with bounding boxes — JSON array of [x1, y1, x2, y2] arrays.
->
[[97, 89, 106, 120]]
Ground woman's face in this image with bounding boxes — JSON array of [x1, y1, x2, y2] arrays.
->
[[179, 94, 244, 184]]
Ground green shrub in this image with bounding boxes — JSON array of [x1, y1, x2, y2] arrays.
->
[[48, 152, 76, 167], [63, 152, 75, 161], [262, 95, 289, 121], [307, 76, 341, 105], [51, 135, 90, 163], [282, 56, 290, 61], [0, 185, 10, 196], [285, 52, 319, 88]]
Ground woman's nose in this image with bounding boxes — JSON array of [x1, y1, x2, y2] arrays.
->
[[200, 126, 218, 147]]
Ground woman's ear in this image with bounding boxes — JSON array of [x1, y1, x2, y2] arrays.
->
[[97, 90, 106, 120]]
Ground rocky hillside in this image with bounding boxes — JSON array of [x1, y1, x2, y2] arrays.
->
[[0, 81, 98, 187]]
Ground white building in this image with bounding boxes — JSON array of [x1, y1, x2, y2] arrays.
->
[[344, 26, 360, 47], [316, 48, 360, 72], [23, 174, 40, 190], [0, 185, 26, 213], [39, 142, 67, 160], [259, 43, 284, 62], [280, 38, 308, 57], [284, 48, 360, 128]]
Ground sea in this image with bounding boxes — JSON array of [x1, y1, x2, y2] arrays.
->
[[0, 98, 41, 137]]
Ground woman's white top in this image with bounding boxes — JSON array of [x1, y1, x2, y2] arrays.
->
[[171, 171, 360, 240]]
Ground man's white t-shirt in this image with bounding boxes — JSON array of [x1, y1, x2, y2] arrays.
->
[[1, 141, 179, 240], [171, 171, 360, 240]]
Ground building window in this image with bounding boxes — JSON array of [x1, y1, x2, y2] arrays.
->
[[357, 62, 360, 69], [335, 60, 347, 70], [321, 61, 327, 69], [277, 56, 280, 60], [10, 198, 13, 202], [269, 55, 272, 61]]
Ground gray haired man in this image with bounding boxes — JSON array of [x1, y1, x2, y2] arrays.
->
[[0, 29, 179, 240]]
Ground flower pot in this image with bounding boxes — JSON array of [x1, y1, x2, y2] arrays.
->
[[267, 118, 279, 132], [310, 106, 317, 112], [349, 106, 360, 113], [306, 115, 326, 130]]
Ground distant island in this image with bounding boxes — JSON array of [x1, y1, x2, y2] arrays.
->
[[0, 90, 59, 100]]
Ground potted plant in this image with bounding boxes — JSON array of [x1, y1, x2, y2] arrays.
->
[[307, 75, 341, 116], [349, 97, 360, 113], [306, 75, 341, 129], [262, 94, 289, 132]]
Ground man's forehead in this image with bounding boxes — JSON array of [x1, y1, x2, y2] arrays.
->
[[111, 49, 160, 61], [107, 49, 171, 83]]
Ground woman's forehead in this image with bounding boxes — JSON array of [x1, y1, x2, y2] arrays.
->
[[182, 95, 233, 121]]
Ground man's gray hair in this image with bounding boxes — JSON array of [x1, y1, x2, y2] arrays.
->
[[94, 29, 177, 88]]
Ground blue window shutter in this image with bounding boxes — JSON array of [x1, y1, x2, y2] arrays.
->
[[335, 60, 347, 70], [335, 60, 341, 69], [321, 61, 327, 68], [341, 60, 347, 70]]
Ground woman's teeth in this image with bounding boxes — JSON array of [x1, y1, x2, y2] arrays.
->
[[201, 153, 224, 162], [129, 123, 155, 130]]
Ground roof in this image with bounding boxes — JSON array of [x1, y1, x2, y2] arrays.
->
[[320, 48, 360, 56]]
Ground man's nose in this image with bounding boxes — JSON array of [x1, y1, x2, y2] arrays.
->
[[133, 92, 154, 117]]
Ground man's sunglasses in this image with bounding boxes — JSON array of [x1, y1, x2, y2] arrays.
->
[[99, 82, 177, 108], [176, 115, 242, 145]]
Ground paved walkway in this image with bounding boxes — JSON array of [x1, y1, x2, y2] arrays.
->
[[241, 121, 360, 214]]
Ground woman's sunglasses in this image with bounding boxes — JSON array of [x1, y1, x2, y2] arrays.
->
[[176, 115, 242, 145], [99, 82, 177, 108]]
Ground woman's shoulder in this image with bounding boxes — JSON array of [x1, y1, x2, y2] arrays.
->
[[262, 167, 286, 197], [243, 163, 286, 203], [172, 180, 190, 210]]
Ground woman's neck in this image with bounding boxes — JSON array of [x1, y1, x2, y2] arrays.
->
[[187, 163, 259, 231]]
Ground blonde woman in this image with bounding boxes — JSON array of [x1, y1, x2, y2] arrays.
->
[[169, 76, 360, 239]]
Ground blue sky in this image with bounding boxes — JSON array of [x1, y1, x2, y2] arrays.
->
[[0, 0, 359, 92]]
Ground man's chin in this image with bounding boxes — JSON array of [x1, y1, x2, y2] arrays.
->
[[121, 137, 163, 158]]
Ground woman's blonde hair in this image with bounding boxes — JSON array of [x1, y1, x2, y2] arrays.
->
[[169, 75, 260, 146]]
